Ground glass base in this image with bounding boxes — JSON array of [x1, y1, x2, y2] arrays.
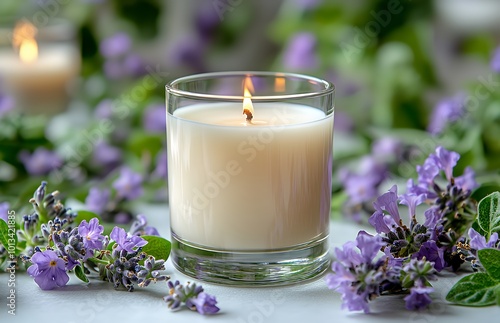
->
[[170, 233, 330, 286]]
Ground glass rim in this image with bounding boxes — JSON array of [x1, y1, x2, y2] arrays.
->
[[165, 71, 334, 101]]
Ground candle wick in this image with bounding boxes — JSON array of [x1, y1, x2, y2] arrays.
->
[[243, 108, 253, 122]]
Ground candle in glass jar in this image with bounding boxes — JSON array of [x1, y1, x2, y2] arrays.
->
[[167, 102, 334, 250]]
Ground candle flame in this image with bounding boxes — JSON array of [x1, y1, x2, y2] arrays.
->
[[13, 20, 38, 63], [243, 76, 254, 121]]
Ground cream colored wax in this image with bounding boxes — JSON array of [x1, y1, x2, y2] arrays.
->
[[167, 103, 333, 250]]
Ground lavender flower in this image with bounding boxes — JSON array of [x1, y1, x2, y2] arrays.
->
[[326, 231, 398, 313], [0, 202, 9, 222], [85, 187, 110, 214], [143, 104, 166, 133], [123, 54, 146, 77], [110, 226, 147, 252], [153, 149, 168, 179], [412, 241, 445, 271], [490, 45, 500, 73], [454, 167, 478, 191], [399, 192, 426, 219], [19, 148, 62, 175], [427, 94, 465, 135], [468, 228, 499, 250], [404, 284, 434, 310], [100, 32, 131, 58], [188, 292, 220, 315], [372, 137, 403, 159], [113, 167, 143, 200], [430, 146, 459, 181], [283, 32, 318, 71], [78, 218, 105, 256], [129, 214, 160, 236], [94, 99, 114, 119], [92, 141, 123, 169], [0, 92, 14, 118], [27, 250, 69, 290], [164, 280, 219, 315]]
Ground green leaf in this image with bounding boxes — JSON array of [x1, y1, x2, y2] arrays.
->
[[76, 210, 101, 225], [0, 220, 10, 249], [496, 286, 500, 306], [74, 265, 89, 283], [478, 249, 500, 282], [140, 235, 171, 261], [446, 272, 498, 306], [471, 221, 487, 238], [478, 192, 500, 239]]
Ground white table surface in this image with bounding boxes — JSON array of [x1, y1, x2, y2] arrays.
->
[[2, 204, 499, 322]]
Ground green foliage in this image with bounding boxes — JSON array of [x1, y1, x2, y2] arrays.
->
[[141, 235, 171, 262], [477, 192, 500, 239], [446, 249, 500, 306]]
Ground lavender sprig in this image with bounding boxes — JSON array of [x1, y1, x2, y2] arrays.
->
[[164, 280, 220, 315], [328, 146, 481, 312]]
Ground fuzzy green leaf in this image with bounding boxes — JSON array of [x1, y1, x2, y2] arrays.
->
[[74, 264, 89, 283], [478, 192, 500, 239], [0, 220, 10, 249], [141, 235, 171, 261], [478, 248, 500, 282], [446, 272, 498, 306], [472, 221, 487, 238]]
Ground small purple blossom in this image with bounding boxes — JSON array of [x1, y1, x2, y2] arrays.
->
[[373, 185, 401, 224], [123, 54, 146, 76], [468, 228, 499, 250], [372, 137, 402, 159], [94, 99, 114, 119], [0, 92, 15, 118], [78, 218, 105, 256], [413, 241, 445, 271], [187, 292, 220, 315], [399, 192, 426, 219], [0, 202, 9, 222], [110, 226, 147, 253], [428, 94, 465, 135], [430, 146, 460, 181], [85, 187, 110, 214], [283, 32, 318, 71], [100, 32, 132, 58], [92, 141, 123, 169], [153, 149, 168, 179], [404, 284, 434, 310], [27, 250, 69, 290], [423, 206, 441, 229], [113, 167, 143, 200], [490, 46, 500, 73], [454, 167, 478, 191], [129, 214, 160, 236], [19, 147, 62, 176], [143, 104, 166, 133]]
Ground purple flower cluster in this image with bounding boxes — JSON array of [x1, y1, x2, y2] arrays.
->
[[100, 32, 146, 79], [427, 94, 466, 135], [329, 146, 479, 312], [339, 138, 406, 221], [283, 32, 318, 71], [164, 280, 220, 315], [113, 167, 144, 200], [19, 148, 62, 176]]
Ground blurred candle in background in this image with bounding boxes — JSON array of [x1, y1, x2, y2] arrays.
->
[[0, 19, 80, 114]]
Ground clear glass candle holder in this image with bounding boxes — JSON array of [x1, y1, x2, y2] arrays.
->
[[0, 18, 80, 114], [166, 71, 335, 286]]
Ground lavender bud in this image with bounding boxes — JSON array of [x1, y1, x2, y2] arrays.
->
[[34, 181, 47, 206]]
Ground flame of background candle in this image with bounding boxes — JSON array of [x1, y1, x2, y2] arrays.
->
[[13, 21, 38, 63]]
